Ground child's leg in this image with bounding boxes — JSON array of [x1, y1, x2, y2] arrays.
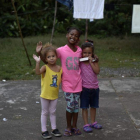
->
[[72, 92, 80, 129], [72, 112, 78, 128], [80, 88, 90, 125], [71, 112, 81, 135], [90, 107, 102, 129], [64, 92, 81, 135], [66, 111, 73, 131], [82, 109, 88, 125], [40, 97, 49, 132], [90, 88, 99, 123], [49, 99, 58, 130], [90, 107, 96, 123], [64, 92, 74, 131], [80, 88, 93, 132], [90, 88, 102, 129]]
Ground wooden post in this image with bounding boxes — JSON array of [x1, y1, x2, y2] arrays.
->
[[85, 19, 88, 41], [50, 0, 57, 43], [11, 0, 32, 66]]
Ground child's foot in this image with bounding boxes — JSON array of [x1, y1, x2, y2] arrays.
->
[[90, 122, 102, 129], [51, 129, 62, 137], [83, 124, 93, 133], [41, 131, 52, 139], [64, 129, 72, 136], [71, 128, 82, 135]]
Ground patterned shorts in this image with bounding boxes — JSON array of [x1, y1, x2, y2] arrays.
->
[[64, 92, 80, 113]]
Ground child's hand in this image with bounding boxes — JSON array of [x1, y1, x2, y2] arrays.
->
[[33, 54, 40, 63], [88, 56, 94, 64], [94, 54, 99, 62], [36, 41, 43, 54]]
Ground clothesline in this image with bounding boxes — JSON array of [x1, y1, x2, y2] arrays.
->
[[4, 3, 135, 17], [105, 4, 134, 6]]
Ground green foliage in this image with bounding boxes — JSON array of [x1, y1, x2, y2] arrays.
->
[[0, 0, 140, 37]]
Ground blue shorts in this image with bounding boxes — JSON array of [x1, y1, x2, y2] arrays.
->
[[80, 87, 99, 109], [64, 92, 80, 113]]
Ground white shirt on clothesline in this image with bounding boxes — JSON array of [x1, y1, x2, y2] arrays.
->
[[73, 0, 105, 21]]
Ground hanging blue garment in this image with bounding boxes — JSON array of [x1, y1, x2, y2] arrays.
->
[[56, 0, 73, 10]]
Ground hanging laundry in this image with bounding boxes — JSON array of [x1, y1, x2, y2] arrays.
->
[[73, 0, 105, 21], [57, 0, 73, 10], [132, 5, 140, 33]]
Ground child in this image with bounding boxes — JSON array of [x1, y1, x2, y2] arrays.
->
[[80, 40, 102, 133], [36, 27, 82, 136], [33, 43, 62, 139]]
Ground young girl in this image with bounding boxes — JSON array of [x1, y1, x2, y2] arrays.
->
[[80, 40, 102, 133], [33, 43, 62, 139], [36, 27, 82, 136]]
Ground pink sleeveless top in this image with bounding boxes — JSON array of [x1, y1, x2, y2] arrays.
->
[[80, 62, 99, 89]]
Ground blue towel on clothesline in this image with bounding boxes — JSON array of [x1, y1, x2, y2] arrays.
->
[[56, 0, 73, 10]]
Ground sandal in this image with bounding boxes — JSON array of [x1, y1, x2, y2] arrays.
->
[[83, 124, 93, 133], [71, 128, 82, 135], [63, 129, 72, 137], [90, 122, 102, 129]]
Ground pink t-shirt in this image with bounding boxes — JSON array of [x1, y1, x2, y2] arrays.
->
[[57, 45, 82, 93], [80, 62, 99, 89]]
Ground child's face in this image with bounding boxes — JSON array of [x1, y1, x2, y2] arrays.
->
[[66, 29, 80, 45], [45, 51, 57, 65], [82, 47, 93, 58]]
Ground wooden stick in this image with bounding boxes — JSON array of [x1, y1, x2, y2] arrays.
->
[[11, 0, 32, 66], [50, 0, 57, 43], [85, 19, 88, 41]]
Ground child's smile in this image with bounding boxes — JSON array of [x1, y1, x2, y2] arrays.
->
[[67, 30, 79, 44]]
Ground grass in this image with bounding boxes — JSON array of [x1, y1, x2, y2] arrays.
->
[[93, 36, 140, 68], [0, 34, 140, 80]]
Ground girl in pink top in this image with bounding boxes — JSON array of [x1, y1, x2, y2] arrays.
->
[[80, 40, 102, 133], [36, 27, 82, 136]]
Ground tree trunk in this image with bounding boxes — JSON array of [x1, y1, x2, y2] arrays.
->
[[11, 0, 31, 66]]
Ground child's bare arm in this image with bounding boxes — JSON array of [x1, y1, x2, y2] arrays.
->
[[33, 54, 46, 75], [89, 56, 100, 74], [36, 41, 46, 64]]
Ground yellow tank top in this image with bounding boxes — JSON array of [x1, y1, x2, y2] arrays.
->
[[40, 65, 62, 100]]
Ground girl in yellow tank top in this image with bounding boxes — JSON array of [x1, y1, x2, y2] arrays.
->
[[33, 43, 62, 138]]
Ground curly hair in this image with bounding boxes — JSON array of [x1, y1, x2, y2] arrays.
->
[[41, 43, 57, 63]]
